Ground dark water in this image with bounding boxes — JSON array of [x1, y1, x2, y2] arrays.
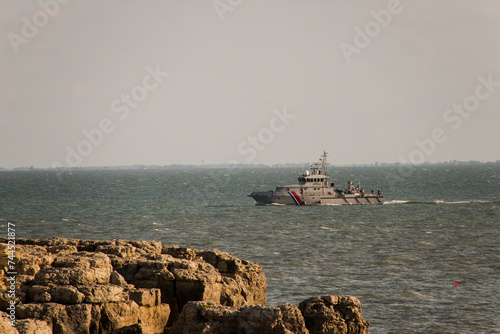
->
[[1, 165, 499, 333]]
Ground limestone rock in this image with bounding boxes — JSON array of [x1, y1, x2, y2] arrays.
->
[[170, 301, 309, 334], [162, 247, 267, 310], [110, 323, 154, 334], [79, 285, 127, 304], [238, 303, 309, 334], [277, 303, 311, 334], [15, 318, 52, 334], [34, 252, 112, 287], [96, 244, 137, 259], [1, 238, 269, 332], [110, 271, 130, 288], [298, 295, 370, 334], [100, 301, 140, 333], [16, 302, 100, 334], [29, 285, 85, 304], [0, 244, 54, 283], [29, 286, 51, 303], [129, 288, 161, 307], [128, 240, 162, 256], [137, 304, 170, 333], [0, 311, 18, 334], [195, 249, 267, 307], [46, 244, 78, 257], [169, 301, 239, 334], [161, 246, 198, 261]]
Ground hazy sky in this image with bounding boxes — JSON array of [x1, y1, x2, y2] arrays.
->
[[1, 0, 499, 168]]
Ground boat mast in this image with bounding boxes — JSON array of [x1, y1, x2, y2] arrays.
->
[[320, 151, 329, 194], [321, 150, 329, 176]]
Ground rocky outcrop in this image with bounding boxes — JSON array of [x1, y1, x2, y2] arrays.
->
[[0, 238, 369, 333], [0, 238, 266, 333], [170, 301, 309, 334], [169, 296, 369, 334], [299, 295, 370, 334]]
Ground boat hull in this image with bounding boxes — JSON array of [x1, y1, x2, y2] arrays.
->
[[249, 191, 383, 205]]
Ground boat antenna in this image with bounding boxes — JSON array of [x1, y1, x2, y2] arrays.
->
[[321, 150, 329, 176]]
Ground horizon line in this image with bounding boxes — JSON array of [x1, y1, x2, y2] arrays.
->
[[2, 159, 500, 171]]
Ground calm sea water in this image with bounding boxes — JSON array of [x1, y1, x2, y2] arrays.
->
[[1, 165, 499, 334]]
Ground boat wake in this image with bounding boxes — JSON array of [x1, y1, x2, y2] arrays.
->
[[383, 200, 410, 205], [384, 199, 500, 205]]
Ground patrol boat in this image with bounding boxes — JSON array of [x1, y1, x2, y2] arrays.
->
[[249, 151, 383, 205]]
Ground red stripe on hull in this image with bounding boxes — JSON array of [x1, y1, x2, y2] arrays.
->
[[289, 191, 304, 205]]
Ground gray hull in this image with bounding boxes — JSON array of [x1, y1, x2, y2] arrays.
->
[[249, 191, 383, 206]]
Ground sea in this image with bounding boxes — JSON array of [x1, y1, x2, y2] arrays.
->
[[1, 165, 499, 334]]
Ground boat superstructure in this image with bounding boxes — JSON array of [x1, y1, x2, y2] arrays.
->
[[249, 151, 383, 205]]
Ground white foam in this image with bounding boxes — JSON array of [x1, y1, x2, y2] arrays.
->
[[438, 200, 493, 204], [407, 290, 434, 299], [383, 200, 409, 205]]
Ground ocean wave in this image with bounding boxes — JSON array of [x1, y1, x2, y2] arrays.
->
[[401, 290, 434, 299]]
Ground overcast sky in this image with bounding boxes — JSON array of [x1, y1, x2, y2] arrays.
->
[[1, 0, 499, 168]]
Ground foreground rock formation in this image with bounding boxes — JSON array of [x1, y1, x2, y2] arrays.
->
[[0, 238, 369, 333], [170, 295, 369, 334]]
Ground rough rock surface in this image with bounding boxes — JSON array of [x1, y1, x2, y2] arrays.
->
[[0, 238, 369, 333], [299, 295, 370, 334], [170, 296, 369, 334], [0, 238, 266, 333], [170, 301, 309, 334]]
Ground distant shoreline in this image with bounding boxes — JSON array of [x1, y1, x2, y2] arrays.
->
[[2, 160, 499, 172]]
